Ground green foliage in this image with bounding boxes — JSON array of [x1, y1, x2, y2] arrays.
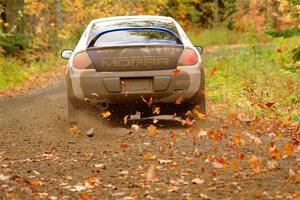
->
[[0, 32, 30, 55], [203, 36, 300, 120], [266, 28, 300, 38], [291, 47, 300, 62], [187, 26, 261, 46]]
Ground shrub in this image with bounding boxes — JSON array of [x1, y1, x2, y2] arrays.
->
[[0, 32, 30, 55]]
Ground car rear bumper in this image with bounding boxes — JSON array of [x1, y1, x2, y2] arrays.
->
[[67, 65, 202, 104]]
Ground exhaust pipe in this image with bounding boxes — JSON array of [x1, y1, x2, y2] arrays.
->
[[98, 100, 109, 110]]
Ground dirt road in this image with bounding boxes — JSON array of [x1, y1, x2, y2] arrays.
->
[[0, 78, 299, 200]]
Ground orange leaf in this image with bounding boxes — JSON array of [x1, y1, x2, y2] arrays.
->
[[153, 106, 160, 115], [234, 132, 241, 146], [269, 149, 281, 160], [120, 143, 129, 149], [175, 96, 184, 104], [123, 115, 129, 125], [170, 132, 176, 139], [231, 160, 239, 171], [172, 68, 180, 76], [296, 172, 300, 182], [80, 193, 89, 200], [30, 179, 42, 186], [144, 152, 153, 161], [147, 124, 157, 137], [209, 67, 217, 77], [282, 144, 294, 155], [209, 131, 222, 142]]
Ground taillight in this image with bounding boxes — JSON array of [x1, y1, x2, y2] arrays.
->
[[177, 48, 198, 66], [73, 51, 94, 69]]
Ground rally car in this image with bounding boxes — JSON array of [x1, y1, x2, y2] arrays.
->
[[61, 16, 205, 124]]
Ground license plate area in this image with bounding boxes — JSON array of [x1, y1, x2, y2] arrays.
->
[[121, 78, 152, 93]]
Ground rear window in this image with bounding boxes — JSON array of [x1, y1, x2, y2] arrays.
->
[[89, 19, 179, 41], [93, 30, 177, 47]]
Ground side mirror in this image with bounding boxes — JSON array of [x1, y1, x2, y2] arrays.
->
[[61, 49, 73, 59], [194, 46, 203, 55]]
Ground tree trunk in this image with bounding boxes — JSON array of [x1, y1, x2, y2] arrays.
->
[[4, 0, 24, 33], [214, 0, 219, 26]]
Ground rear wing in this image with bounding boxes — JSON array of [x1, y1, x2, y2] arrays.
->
[[87, 27, 183, 48]]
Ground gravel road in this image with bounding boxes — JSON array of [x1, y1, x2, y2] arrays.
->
[[0, 78, 299, 200]]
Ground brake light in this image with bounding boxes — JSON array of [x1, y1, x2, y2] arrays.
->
[[177, 48, 198, 66], [73, 51, 93, 69]]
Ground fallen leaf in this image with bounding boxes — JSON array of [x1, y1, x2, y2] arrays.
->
[[265, 102, 275, 109], [30, 179, 42, 186], [144, 152, 154, 161], [234, 132, 241, 146], [0, 174, 9, 181], [296, 172, 300, 182], [209, 67, 217, 77], [120, 144, 129, 150], [267, 160, 278, 170], [158, 159, 172, 164], [170, 132, 176, 139], [175, 96, 184, 104], [282, 144, 294, 155], [231, 160, 239, 171], [146, 162, 157, 181], [153, 107, 160, 115], [68, 125, 80, 135], [172, 68, 180, 76], [147, 124, 157, 137], [101, 111, 111, 118], [79, 193, 89, 200], [192, 178, 204, 185]]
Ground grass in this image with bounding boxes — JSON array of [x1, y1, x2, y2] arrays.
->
[[0, 52, 63, 90], [203, 36, 300, 121], [187, 26, 269, 47]]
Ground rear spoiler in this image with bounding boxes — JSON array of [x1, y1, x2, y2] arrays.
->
[[87, 27, 183, 48]]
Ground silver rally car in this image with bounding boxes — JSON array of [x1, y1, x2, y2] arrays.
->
[[61, 16, 205, 124]]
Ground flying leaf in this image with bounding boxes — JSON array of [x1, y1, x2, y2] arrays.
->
[[123, 115, 129, 124], [209, 67, 217, 77], [193, 110, 206, 120], [101, 111, 111, 118], [153, 107, 160, 115], [172, 68, 180, 76], [175, 96, 184, 104], [121, 81, 128, 88], [147, 124, 157, 137]]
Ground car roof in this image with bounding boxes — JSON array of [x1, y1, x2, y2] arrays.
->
[[91, 15, 175, 24]]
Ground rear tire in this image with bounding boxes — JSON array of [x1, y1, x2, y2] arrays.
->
[[189, 66, 206, 114], [68, 97, 77, 125]]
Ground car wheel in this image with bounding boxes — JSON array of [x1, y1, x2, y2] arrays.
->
[[66, 75, 78, 125], [189, 66, 206, 114]]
